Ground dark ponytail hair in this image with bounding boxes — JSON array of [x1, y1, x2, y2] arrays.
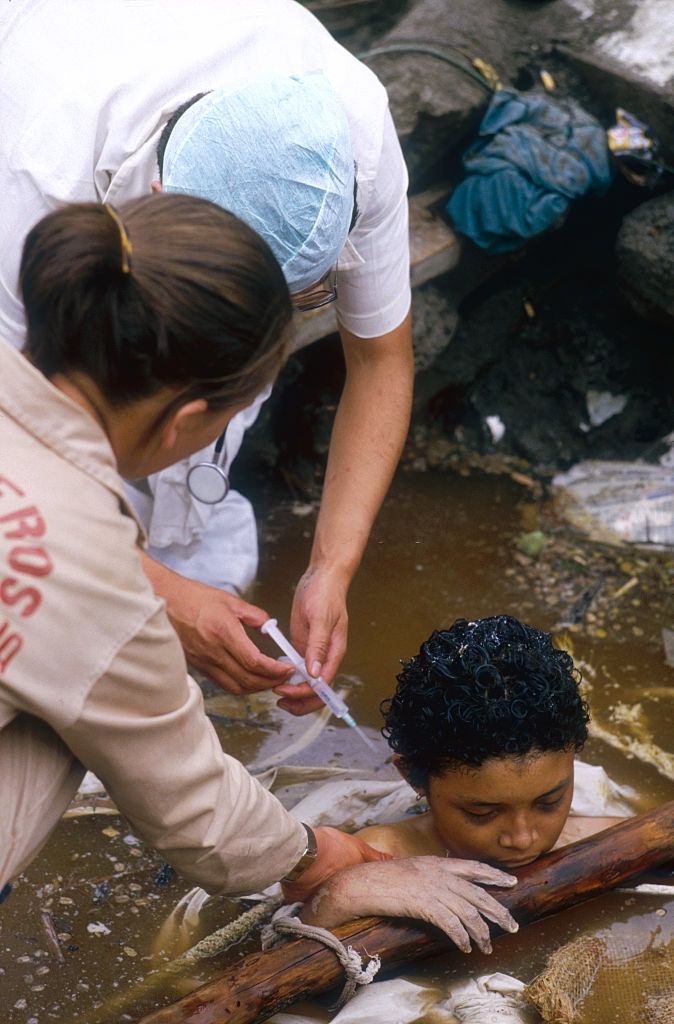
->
[[20, 193, 292, 409]]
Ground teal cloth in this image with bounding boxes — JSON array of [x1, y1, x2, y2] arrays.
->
[[447, 88, 613, 253]]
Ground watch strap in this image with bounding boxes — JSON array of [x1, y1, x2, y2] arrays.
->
[[281, 823, 318, 883]]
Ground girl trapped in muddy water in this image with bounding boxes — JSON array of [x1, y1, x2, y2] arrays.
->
[[301, 616, 623, 953]]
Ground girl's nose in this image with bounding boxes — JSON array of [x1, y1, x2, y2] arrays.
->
[[499, 816, 539, 851]]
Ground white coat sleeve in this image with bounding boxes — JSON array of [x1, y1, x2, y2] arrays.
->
[[335, 108, 411, 340]]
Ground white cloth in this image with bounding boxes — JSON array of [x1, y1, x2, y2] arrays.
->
[[268, 974, 537, 1024], [124, 387, 271, 592], [270, 979, 430, 1024], [0, 0, 410, 588], [440, 973, 539, 1023]]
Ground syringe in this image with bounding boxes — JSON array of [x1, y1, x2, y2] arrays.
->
[[261, 617, 376, 752]]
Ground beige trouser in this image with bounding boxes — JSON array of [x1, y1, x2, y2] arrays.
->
[[0, 714, 85, 891]]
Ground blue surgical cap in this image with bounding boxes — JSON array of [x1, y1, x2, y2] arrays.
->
[[163, 72, 355, 293]]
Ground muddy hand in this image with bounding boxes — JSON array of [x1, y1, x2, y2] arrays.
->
[[300, 855, 519, 954], [282, 827, 391, 903]]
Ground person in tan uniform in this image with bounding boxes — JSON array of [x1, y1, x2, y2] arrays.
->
[[0, 194, 517, 953], [0, 193, 388, 902]]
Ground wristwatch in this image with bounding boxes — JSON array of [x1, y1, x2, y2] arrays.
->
[[282, 823, 318, 883]]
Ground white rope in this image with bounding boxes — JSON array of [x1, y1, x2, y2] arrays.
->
[[262, 904, 381, 1009]]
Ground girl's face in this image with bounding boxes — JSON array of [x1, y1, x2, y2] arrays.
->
[[424, 750, 575, 869]]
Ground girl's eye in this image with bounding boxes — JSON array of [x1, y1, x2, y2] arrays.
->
[[537, 796, 564, 812], [464, 809, 498, 823]]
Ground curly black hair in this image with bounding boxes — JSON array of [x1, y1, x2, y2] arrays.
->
[[382, 615, 589, 789]]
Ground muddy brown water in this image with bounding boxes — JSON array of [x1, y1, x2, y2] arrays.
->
[[1, 469, 672, 1023]]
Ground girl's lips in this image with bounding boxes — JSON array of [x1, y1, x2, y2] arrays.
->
[[500, 856, 538, 868]]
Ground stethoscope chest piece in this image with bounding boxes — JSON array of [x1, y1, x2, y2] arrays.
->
[[186, 462, 230, 504], [186, 429, 229, 504]]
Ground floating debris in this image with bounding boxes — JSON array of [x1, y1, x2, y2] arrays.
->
[[87, 922, 111, 937], [153, 864, 176, 889], [613, 576, 639, 599], [516, 530, 549, 559]]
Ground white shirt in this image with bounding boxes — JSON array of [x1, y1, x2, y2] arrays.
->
[[0, 0, 410, 349]]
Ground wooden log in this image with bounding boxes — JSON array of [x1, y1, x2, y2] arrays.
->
[[139, 802, 674, 1024]]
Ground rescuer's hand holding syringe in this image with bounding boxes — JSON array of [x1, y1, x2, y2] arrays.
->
[[261, 618, 377, 751]]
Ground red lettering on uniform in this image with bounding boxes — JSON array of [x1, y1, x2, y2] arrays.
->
[[0, 577, 42, 618], [0, 491, 49, 620], [0, 506, 47, 540], [0, 476, 24, 499], [0, 631, 23, 672], [8, 545, 53, 578]]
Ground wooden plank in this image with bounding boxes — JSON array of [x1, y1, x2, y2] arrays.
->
[[291, 186, 456, 351], [139, 801, 674, 1024]]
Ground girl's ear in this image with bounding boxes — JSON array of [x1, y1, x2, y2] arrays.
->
[[392, 753, 425, 798], [159, 398, 209, 453]]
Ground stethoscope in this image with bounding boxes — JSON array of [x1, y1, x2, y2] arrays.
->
[[186, 429, 229, 504]]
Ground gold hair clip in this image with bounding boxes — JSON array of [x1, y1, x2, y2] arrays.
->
[[104, 203, 133, 274]]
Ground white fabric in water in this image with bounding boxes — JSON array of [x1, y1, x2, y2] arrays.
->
[[440, 973, 539, 1023], [570, 761, 635, 816], [267, 973, 540, 1024], [286, 777, 419, 830], [270, 978, 430, 1024]]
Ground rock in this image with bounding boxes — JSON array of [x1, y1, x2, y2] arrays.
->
[[302, 0, 412, 49], [426, 436, 453, 466], [615, 192, 674, 327], [367, 0, 590, 181], [558, 1, 674, 165], [411, 284, 458, 371]]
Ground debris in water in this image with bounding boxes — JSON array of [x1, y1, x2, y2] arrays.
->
[[586, 389, 628, 428], [663, 628, 674, 669], [87, 922, 111, 937], [40, 911, 64, 964], [516, 530, 549, 559], [92, 881, 111, 903], [540, 69, 556, 91], [485, 414, 505, 443], [153, 863, 176, 888], [613, 576, 639, 599]]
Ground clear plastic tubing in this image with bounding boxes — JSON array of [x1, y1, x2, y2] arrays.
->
[[261, 618, 376, 751]]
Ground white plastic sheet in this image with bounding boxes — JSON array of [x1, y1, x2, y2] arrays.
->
[[553, 460, 674, 548]]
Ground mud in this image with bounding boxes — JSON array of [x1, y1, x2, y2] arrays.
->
[[2, 469, 673, 1022]]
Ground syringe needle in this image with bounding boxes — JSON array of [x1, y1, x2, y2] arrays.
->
[[260, 617, 375, 752]]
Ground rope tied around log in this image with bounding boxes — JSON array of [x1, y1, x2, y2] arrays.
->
[[262, 903, 382, 1008]]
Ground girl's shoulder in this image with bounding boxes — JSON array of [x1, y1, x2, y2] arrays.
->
[[357, 813, 443, 858], [556, 815, 624, 847]]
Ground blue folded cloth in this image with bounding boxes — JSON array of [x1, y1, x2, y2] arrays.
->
[[447, 88, 613, 253], [0, 883, 12, 905]]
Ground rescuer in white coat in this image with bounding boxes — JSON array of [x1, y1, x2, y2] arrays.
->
[[0, 0, 413, 711]]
